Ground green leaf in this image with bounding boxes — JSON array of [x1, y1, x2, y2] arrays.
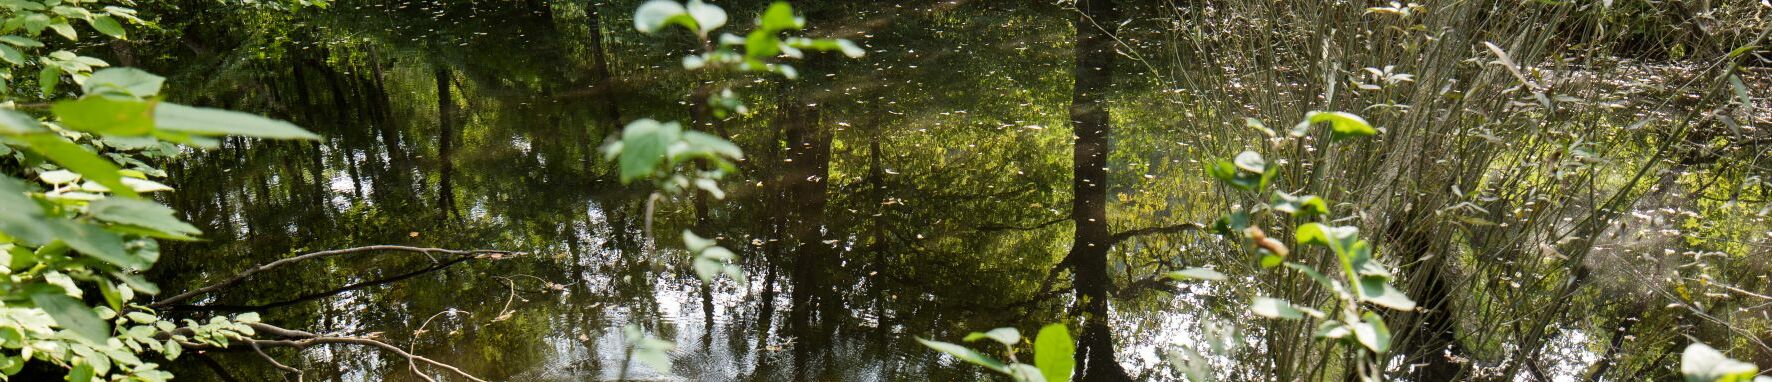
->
[[616, 119, 682, 183], [680, 130, 743, 159], [0, 108, 46, 134], [86, 15, 123, 39], [154, 102, 319, 140], [682, 230, 716, 252], [17, 133, 135, 197], [1271, 191, 1329, 218], [759, 2, 802, 32], [54, 221, 141, 269], [683, 0, 725, 34], [1358, 277, 1416, 311], [633, 0, 691, 34], [1304, 111, 1377, 142], [39, 64, 61, 96], [0, 35, 43, 47], [1033, 324, 1074, 382], [745, 30, 779, 58], [52, 96, 154, 136], [47, 18, 74, 41], [1232, 150, 1265, 173], [917, 338, 1007, 372], [0, 44, 21, 65], [1682, 342, 1760, 382], [963, 327, 1020, 346], [1165, 267, 1226, 281], [0, 175, 56, 245], [1353, 312, 1392, 353], [1251, 297, 1304, 319], [29, 285, 110, 343], [87, 198, 200, 238], [67, 360, 94, 382], [84, 67, 163, 97]]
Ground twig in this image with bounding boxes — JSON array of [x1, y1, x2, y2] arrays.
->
[[1110, 222, 1206, 245], [249, 340, 303, 382], [151, 245, 520, 308], [179, 323, 487, 382]]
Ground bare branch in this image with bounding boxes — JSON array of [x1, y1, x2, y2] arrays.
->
[[151, 245, 520, 308], [1110, 222, 1205, 245], [180, 323, 487, 382]]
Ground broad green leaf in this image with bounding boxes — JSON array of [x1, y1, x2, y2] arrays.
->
[[1271, 191, 1328, 217], [0, 44, 21, 65], [682, 230, 716, 252], [53, 96, 154, 136], [616, 119, 681, 183], [68, 360, 94, 382], [1251, 297, 1304, 319], [86, 15, 123, 39], [1164, 347, 1212, 382], [29, 285, 109, 342], [1304, 111, 1377, 142], [1007, 364, 1048, 382], [963, 327, 1019, 346], [1232, 150, 1265, 172], [1682, 342, 1760, 382], [745, 30, 780, 58], [17, 133, 135, 197], [39, 64, 61, 95], [917, 338, 1007, 372], [0, 35, 43, 47], [1353, 277, 1410, 311], [693, 256, 721, 281], [0, 175, 56, 245], [1166, 267, 1227, 281], [0, 108, 46, 134], [683, 0, 725, 34], [54, 221, 141, 269], [154, 102, 319, 140], [1353, 312, 1392, 353], [86, 198, 200, 238], [1033, 324, 1074, 382], [680, 130, 743, 159], [40, 169, 79, 184], [759, 2, 802, 32], [84, 68, 163, 97], [1246, 117, 1275, 137], [836, 39, 865, 58], [633, 0, 690, 34], [47, 18, 75, 41]]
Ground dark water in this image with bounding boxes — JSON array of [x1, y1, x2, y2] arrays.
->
[[143, 1, 1219, 380]]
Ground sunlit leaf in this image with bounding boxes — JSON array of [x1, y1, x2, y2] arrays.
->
[[16, 133, 136, 198], [84, 68, 163, 97], [1682, 342, 1760, 382], [917, 338, 1007, 372], [1033, 324, 1073, 382], [1251, 297, 1304, 319], [963, 327, 1020, 346], [87, 15, 124, 39], [30, 285, 110, 342], [684, 0, 726, 34], [155, 102, 319, 140], [1166, 267, 1226, 281], [53, 96, 155, 136], [87, 198, 201, 238]]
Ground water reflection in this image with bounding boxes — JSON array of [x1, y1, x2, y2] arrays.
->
[[146, 1, 1133, 380]]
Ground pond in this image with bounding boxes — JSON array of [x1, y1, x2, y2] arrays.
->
[[120, 0, 1772, 381], [145, 1, 1213, 380]]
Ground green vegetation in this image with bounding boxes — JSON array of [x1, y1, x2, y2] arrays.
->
[[4, 0, 1770, 381]]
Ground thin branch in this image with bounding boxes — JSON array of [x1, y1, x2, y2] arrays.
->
[[976, 217, 1069, 232], [179, 323, 487, 382], [151, 245, 520, 308], [1110, 222, 1206, 245], [167, 255, 479, 312]]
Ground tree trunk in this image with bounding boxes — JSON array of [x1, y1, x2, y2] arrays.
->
[[1067, 0, 1129, 380]]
